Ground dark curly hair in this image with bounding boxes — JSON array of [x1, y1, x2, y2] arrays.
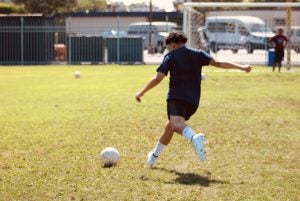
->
[[165, 32, 188, 45]]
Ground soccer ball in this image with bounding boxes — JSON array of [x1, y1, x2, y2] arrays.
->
[[74, 71, 81, 78], [201, 73, 206, 80], [99, 147, 120, 167]]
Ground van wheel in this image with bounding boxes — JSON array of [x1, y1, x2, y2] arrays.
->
[[231, 49, 238, 54], [295, 47, 300, 54], [245, 43, 254, 54], [211, 42, 218, 53], [155, 46, 164, 54]]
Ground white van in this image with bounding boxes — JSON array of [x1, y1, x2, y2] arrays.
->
[[127, 21, 178, 53], [291, 26, 300, 53], [205, 16, 274, 54]]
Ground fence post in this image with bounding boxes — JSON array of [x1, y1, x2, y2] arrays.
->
[[265, 16, 268, 66], [165, 15, 169, 29], [286, 2, 292, 70], [117, 16, 120, 64], [67, 16, 72, 64], [20, 16, 24, 65]]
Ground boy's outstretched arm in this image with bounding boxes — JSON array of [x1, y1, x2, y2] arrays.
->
[[209, 59, 252, 73], [135, 72, 165, 103]]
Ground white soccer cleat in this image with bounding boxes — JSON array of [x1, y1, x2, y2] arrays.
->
[[147, 151, 158, 167], [192, 133, 206, 161]]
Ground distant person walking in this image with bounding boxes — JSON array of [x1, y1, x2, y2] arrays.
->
[[269, 28, 288, 72]]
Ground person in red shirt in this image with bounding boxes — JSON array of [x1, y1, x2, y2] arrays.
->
[[269, 28, 288, 72]]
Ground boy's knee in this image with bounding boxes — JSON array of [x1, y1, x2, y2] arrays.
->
[[169, 118, 184, 133], [169, 121, 178, 131]]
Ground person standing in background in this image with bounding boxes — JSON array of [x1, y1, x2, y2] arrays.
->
[[269, 28, 288, 72]]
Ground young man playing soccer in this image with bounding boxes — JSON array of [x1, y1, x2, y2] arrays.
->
[[135, 32, 252, 167]]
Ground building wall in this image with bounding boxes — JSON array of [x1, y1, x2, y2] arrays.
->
[[66, 16, 147, 36]]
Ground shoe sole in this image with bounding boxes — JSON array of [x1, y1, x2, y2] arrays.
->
[[194, 134, 206, 161]]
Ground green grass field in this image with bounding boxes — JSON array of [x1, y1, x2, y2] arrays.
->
[[0, 65, 299, 201]]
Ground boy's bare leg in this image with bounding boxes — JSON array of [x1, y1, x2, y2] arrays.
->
[[169, 115, 206, 161], [159, 121, 174, 145], [147, 121, 174, 166]]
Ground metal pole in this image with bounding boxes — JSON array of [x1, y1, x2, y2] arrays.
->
[[286, 0, 292, 70], [67, 17, 72, 64], [183, 6, 190, 47], [165, 15, 169, 30], [148, 0, 154, 54], [117, 16, 120, 64], [20, 16, 24, 65], [265, 16, 268, 66]]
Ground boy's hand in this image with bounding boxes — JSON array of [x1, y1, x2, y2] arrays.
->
[[135, 91, 144, 103], [241, 65, 252, 73]]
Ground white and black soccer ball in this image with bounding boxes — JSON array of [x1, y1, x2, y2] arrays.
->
[[74, 71, 81, 78], [201, 73, 206, 80], [99, 147, 120, 167]]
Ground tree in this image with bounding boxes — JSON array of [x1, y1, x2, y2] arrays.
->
[[12, 0, 107, 15], [12, 0, 77, 15], [76, 0, 107, 12]]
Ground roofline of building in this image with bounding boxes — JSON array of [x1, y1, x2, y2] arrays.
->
[[56, 11, 183, 18]]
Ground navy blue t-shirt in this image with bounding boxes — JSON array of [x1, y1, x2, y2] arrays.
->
[[156, 46, 212, 106]]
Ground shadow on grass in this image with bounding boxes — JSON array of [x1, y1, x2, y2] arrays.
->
[[155, 167, 229, 187]]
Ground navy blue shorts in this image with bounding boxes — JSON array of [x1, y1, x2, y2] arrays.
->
[[167, 100, 198, 120], [274, 51, 284, 62]]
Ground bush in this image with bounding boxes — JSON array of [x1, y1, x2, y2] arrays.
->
[[0, 3, 26, 14]]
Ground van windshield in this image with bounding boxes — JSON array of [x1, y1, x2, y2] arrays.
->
[[156, 24, 177, 32], [294, 29, 300, 37], [247, 23, 272, 33]]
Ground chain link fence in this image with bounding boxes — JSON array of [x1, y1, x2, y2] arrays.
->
[[1, 13, 300, 66], [184, 4, 300, 67]]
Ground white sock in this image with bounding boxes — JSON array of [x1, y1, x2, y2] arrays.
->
[[152, 141, 166, 157], [182, 127, 196, 142]]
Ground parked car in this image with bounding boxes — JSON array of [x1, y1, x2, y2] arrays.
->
[[101, 30, 127, 38], [205, 16, 274, 54], [127, 21, 178, 53]]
